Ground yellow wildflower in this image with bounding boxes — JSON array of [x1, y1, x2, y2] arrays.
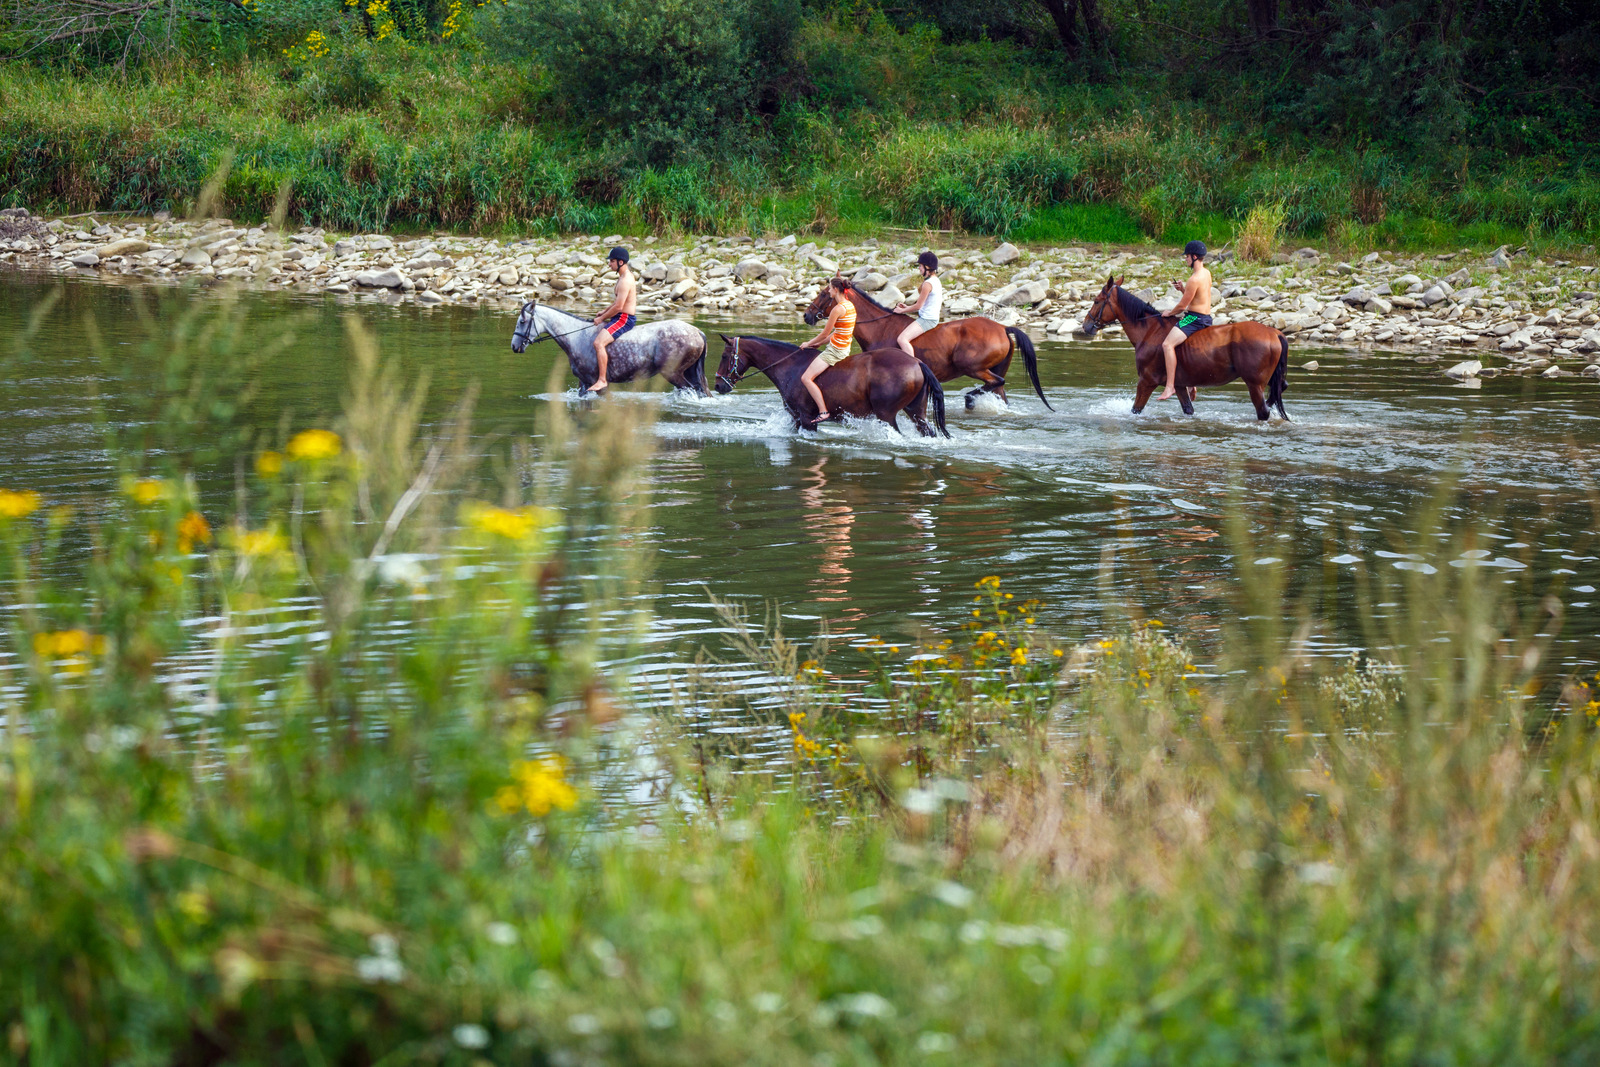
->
[[0, 489, 42, 519], [1010, 647, 1028, 666], [256, 451, 284, 477], [128, 479, 169, 506], [494, 756, 578, 816], [233, 528, 288, 557], [33, 629, 101, 658], [462, 502, 558, 541], [286, 429, 343, 461], [177, 511, 212, 553]]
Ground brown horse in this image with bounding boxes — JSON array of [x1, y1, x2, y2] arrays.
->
[[803, 282, 1052, 411], [714, 335, 948, 437], [1081, 277, 1290, 421]]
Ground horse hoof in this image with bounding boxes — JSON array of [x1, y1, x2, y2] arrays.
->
[[964, 394, 976, 411]]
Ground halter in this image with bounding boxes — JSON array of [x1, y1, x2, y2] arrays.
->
[[1081, 288, 1118, 337], [513, 300, 613, 349]]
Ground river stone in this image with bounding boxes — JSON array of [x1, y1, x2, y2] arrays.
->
[[70, 251, 101, 267], [989, 242, 1020, 266], [1421, 285, 1448, 306], [1542, 364, 1563, 378], [999, 280, 1047, 306], [664, 264, 694, 284], [1446, 267, 1472, 288], [1301, 360, 1321, 371], [775, 234, 797, 247], [405, 253, 451, 271], [765, 267, 790, 286], [497, 266, 519, 286], [669, 279, 699, 301], [1342, 287, 1372, 305], [355, 268, 406, 288], [1245, 286, 1273, 301], [879, 284, 907, 307], [642, 262, 668, 282], [805, 252, 837, 273], [854, 271, 888, 291], [734, 258, 769, 282], [947, 296, 980, 316], [1444, 359, 1482, 380], [417, 290, 445, 305], [96, 238, 150, 258], [1486, 247, 1511, 269], [1366, 297, 1394, 315]]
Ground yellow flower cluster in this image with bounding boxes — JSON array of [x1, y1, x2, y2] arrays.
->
[[283, 28, 329, 60], [788, 711, 824, 757], [178, 511, 212, 554], [0, 488, 41, 519], [256, 451, 284, 477], [463, 503, 558, 542], [494, 756, 577, 816], [33, 629, 104, 658], [233, 528, 288, 557], [286, 429, 342, 461]]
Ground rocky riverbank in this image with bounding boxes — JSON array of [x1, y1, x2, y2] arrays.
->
[[3, 208, 1597, 380]]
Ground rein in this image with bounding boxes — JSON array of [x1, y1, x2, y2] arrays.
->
[[514, 303, 616, 347], [716, 336, 820, 390]]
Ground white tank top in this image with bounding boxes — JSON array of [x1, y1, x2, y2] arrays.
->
[[920, 275, 943, 321]]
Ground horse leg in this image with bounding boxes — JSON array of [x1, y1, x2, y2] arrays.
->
[[1246, 381, 1270, 421], [1178, 377, 1195, 416], [1132, 376, 1156, 414]]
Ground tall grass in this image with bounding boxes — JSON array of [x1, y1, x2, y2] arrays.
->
[[1236, 200, 1287, 261], [2, 294, 1599, 1062]]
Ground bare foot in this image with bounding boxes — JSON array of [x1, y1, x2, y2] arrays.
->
[[588, 379, 609, 393], [1156, 387, 1176, 401]]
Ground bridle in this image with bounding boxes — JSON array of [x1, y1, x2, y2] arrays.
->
[[1081, 289, 1116, 337], [716, 336, 748, 390], [512, 300, 611, 350]]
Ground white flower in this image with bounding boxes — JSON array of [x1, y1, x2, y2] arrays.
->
[[485, 921, 518, 946], [833, 992, 895, 1020], [452, 1023, 490, 1050], [930, 881, 974, 909]]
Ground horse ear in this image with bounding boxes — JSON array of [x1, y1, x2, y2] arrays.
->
[[1116, 275, 1124, 286], [718, 333, 728, 343]]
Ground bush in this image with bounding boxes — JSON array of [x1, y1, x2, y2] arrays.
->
[[499, 0, 801, 165], [1236, 200, 1287, 261]]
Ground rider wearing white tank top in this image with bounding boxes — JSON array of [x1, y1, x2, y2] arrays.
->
[[893, 251, 943, 358]]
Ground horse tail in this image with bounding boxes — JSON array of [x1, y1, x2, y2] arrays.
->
[[1268, 331, 1290, 420], [1006, 326, 1053, 411], [922, 361, 950, 438], [687, 335, 710, 396]]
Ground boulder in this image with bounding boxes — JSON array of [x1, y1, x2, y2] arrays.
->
[[355, 268, 406, 289], [1541, 364, 1563, 379], [1393, 274, 1422, 289], [333, 240, 363, 257], [774, 234, 797, 248], [946, 296, 980, 316], [853, 271, 888, 292], [642, 262, 668, 282], [497, 267, 520, 286], [1364, 297, 1394, 315], [1245, 286, 1273, 301], [669, 279, 700, 301], [805, 252, 837, 273], [879, 284, 907, 307], [887, 272, 920, 291], [795, 242, 818, 259], [989, 242, 1021, 266], [180, 247, 212, 268], [1342, 287, 1373, 305], [664, 264, 694, 284], [405, 253, 452, 271], [535, 250, 565, 266], [733, 257, 769, 282], [96, 238, 150, 258], [993, 280, 1047, 306], [765, 267, 790, 286], [1444, 360, 1482, 380], [70, 251, 101, 268]]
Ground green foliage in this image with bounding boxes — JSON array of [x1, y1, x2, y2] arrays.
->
[[499, 0, 801, 165], [1008, 202, 1142, 244], [862, 125, 1080, 233]]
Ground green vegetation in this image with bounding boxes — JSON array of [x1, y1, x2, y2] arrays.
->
[[4, 294, 1600, 1063], [2, 0, 1598, 248]]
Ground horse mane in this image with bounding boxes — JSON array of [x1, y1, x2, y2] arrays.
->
[[841, 281, 898, 314], [739, 335, 802, 352], [1116, 286, 1164, 321]]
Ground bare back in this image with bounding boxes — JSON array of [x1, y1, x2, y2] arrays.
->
[[1180, 264, 1213, 316], [614, 267, 638, 316]]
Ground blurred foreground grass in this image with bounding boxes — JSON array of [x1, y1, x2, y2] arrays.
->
[[2, 295, 1600, 1065]]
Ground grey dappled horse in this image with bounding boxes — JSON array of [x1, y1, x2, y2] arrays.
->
[[510, 301, 709, 396]]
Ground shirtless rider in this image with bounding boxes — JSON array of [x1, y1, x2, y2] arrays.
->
[[1157, 240, 1212, 402], [590, 246, 637, 393]]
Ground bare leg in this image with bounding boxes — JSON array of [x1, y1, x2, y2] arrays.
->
[[1157, 325, 1186, 400], [896, 320, 927, 358], [800, 355, 830, 422], [591, 332, 612, 392]]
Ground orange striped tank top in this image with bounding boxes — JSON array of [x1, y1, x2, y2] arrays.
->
[[827, 300, 857, 352]]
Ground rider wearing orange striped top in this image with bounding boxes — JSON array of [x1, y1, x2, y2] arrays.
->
[[797, 276, 856, 427]]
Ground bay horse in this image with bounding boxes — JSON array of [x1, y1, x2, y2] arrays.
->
[[714, 335, 948, 438], [802, 282, 1052, 411], [511, 300, 709, 396], [1081, 277, 1290, 421]]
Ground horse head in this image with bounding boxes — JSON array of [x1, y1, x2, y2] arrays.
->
[[510, 300, 542, 353], [1081, 275, 1124, 337], [714, 334, 745, 394], [801, 283, 838, 327]]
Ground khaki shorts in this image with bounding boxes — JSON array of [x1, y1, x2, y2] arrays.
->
[[819, 344, 852, 367]]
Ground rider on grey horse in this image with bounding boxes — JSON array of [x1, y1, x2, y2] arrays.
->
[[510, 292, 709, 397]]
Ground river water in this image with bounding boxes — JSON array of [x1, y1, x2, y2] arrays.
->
[[3, 274, 1597, 701]]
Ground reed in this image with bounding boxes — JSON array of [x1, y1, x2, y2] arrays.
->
[[1235, 200, 1288, 261]]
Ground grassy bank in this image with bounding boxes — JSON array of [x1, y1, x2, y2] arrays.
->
[[3, 21, 1598, 252], [3, 294, 1600, 1063]]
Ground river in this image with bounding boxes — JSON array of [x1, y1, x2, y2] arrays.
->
[[3, 273, 1596, 703]]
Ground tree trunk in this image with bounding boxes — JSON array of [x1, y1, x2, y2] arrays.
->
[[1246, 0, 1278, 36], [1077, 0, 1107, 44], [1035, 0, 1081, 58]]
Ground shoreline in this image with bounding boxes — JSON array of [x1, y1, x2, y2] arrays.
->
[[3, 208, 1598, 379]]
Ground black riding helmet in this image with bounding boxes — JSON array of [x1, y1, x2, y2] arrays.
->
[[1183, 240, 1207, 259], [608, 246, 629, 264], [917, 251, 938, 271]]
